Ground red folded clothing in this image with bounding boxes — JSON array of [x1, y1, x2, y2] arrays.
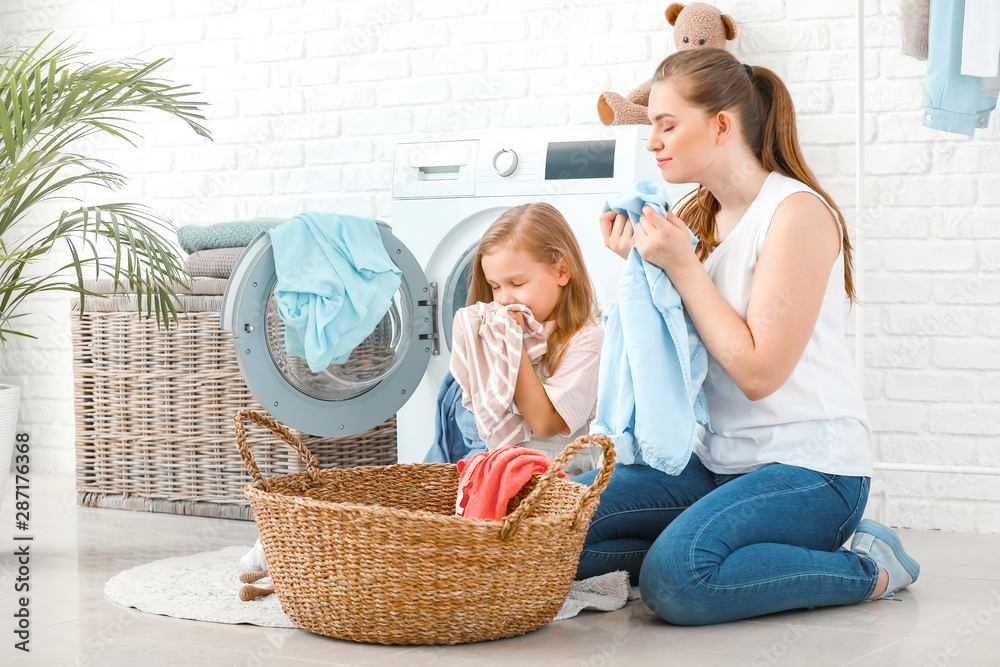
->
[[455, 444, 568, 521]]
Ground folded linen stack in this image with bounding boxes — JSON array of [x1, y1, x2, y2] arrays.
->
[[177, 218, 288, 279]]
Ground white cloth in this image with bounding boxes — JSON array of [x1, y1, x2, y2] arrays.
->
[[241, 537, 268, 572], [961, 0, 1000, 77], [450, 302, 549, 450], [695, 172, 873, 477], [554, 571, 631, 621]]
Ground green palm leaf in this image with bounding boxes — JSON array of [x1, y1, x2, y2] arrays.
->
[[0, 33, 212, 343]]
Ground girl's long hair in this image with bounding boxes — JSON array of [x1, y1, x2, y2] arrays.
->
[[467, 202, 598, 376], [654, 48, 857, 304]]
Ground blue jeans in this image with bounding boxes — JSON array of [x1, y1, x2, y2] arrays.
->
[[572, 456, 877, 625]]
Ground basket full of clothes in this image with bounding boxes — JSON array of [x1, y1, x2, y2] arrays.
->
[[233, 409, 616, 645]]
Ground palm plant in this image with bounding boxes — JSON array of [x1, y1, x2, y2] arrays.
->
[[0, 34, 211, 342]]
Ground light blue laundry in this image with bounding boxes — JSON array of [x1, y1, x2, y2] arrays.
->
[[269, 212, 401, 373], [924, 0, 997, 135], [177, 218, 287, 254], [591, 183, 709, 475], [603, 180, 670, 226]]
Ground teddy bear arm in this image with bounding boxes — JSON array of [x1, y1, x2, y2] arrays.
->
[[624, 79, 652, 107]]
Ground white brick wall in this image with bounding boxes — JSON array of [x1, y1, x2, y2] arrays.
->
[[0, 0, 998, 532]]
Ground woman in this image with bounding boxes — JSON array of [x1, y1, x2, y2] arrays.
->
[[575, 48, 919, 626]]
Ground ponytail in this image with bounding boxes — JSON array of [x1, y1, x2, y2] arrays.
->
[[653, 49, 857, 305]]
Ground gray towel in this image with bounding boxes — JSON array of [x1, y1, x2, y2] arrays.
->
[[184, 247, 246, 279], [177, 218, 287, 254]]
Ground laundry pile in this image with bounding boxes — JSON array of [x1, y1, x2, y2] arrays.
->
[[177, 218, 287, 279], [454, 444, 567, 521]]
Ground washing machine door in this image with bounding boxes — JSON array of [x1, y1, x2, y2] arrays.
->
[[219, 224, 435, 438]]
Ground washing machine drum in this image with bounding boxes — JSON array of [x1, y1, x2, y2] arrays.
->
[[219, 224, 435, 438]]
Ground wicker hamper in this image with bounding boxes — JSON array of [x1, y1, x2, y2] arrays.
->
[[234, 409, 616, 645], [71, 279, 397, 520]]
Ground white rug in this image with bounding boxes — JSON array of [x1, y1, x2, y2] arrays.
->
[[105, 546, 297, 628], [105, 546, 632, 627]]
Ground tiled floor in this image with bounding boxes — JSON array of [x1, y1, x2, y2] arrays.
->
[[1, 474, 998, 666]]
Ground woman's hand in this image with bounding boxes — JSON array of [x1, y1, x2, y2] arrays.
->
[[634, 205, 697, 273], [599, 210, 634, 260]]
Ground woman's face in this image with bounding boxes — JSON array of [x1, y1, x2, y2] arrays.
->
[[645, 80, 716, 183]]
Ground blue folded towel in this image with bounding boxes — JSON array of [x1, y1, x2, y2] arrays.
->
[[269, 212, 401, 372], [177, 218, 287, 254], [423, 371, 488, 464], [591, 182, 710, 475]]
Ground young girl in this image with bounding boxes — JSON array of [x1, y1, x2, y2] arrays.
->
[[575, 48, 919, 624], [456, 202, 604, 476]]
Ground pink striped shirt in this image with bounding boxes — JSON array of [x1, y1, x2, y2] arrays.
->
[[450, 302, 603, 461], [450, 303, 550, 450]]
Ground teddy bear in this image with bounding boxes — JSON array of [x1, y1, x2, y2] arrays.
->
[[597, 2, 738, 126]]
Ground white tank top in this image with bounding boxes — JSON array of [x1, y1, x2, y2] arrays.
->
[[694, 171, 873, 477]]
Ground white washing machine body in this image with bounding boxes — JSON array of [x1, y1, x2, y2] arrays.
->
[[390, 125, 696, 463], [219, 125, 695, 463]]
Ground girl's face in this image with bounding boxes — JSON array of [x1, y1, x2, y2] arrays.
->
[[480, 246, 570, 323], [645, 80, 716, 183]]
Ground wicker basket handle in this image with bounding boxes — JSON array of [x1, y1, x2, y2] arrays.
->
[[499, 434, 616, 541], [234, 409, 321, 492]]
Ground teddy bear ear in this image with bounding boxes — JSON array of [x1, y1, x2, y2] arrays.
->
[[665, 3, 685, 26], [721, 14, 738, 40]]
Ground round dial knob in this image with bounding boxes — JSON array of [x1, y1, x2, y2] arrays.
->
[[492, 148, 518, 177]]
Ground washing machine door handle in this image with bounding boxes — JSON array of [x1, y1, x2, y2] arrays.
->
[[219, 225, 434, 439]]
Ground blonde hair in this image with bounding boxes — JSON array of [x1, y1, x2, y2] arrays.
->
[[467, 202, 598, 376], [653, 48, 857, 304]]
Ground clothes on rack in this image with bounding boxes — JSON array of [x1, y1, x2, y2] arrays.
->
[[902, 0, 931, 60], [961, 0, 1000, 78], [923, 0, 998, 135], [961, 0, 1000, 96]]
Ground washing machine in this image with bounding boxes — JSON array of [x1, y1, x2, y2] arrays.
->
[[220, 125, 695, 464]]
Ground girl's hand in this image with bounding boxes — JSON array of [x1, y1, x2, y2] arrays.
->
[[634, 205, 697, 273], [599, 210, 634, 260], [509, 309, 526, 330]]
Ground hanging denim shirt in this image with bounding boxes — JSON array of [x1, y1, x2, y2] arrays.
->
[[924, 0, 998, 135]]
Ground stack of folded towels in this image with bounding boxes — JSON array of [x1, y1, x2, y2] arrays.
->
[[177, 218, 289, 279]]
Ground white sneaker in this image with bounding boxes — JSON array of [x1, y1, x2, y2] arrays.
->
[[850, 519, 920, 600]]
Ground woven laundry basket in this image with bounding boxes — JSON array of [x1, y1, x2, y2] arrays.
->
[[72, 279, 397, 520], [234, 409, 616, 645]]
